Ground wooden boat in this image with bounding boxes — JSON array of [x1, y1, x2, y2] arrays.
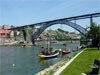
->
[[38, 52, 59, 59], [22, 45, 30, 48], [62, 43, 71, 54], [23, 45, 29, 48], [38, 34, 60, 59], [62, 50, 71, 54]]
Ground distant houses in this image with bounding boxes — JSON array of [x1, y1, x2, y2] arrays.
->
[[0, 24, 19, 39], [0, 30, 11, 38], [0, 24, 81, 41]]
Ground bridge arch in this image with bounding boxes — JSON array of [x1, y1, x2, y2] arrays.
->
[[32, 21, 87, 42]]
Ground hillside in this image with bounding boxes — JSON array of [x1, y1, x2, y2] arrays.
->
[[39, 29, 81, 40]]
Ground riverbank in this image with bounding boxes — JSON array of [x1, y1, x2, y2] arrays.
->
[[0, 40, 80, 46], [36, 48, 100, 75], [35, 40, 80, 46], [35, 49, 82, 75], [60, 48, 100, 75]]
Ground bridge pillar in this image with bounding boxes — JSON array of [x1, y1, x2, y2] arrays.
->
[[32, 38, 35, 44], [90, 16, 93, 25]]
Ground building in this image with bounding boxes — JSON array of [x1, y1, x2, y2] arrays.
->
[[0, 26, 3, 29], [10, 30, 14, 38], [2, 24, 11, 29], [0, 30, 11, 38], [32, 26, 37, 33]]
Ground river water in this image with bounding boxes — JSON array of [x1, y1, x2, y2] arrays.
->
[[0, 43, 80, 75]]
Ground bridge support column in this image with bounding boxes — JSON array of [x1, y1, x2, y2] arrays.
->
[[31, 35, 35, 44], [90, 16, 93, 25]]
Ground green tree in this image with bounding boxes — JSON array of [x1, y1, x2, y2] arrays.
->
[[70, 32, 75, 34], [57, 28, 69, 34], [87, 22, 100, 47], [23, 28, 30, 41]]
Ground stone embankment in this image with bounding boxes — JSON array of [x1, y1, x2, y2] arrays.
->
[[0, 40, 80, 46], [35, 59, 67, 75], [35, 41, 80, 45], [0, 41, 18, 46]]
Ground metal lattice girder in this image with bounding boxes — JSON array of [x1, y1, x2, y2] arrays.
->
[[32, 21, 87, 41], [9, 12, 100, 30], [8, 12, 100, 43]]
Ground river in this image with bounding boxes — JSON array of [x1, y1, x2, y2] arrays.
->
[[0, 43, 80, 75]]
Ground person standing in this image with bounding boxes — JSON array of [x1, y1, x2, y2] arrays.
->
[[98, 43, 100, 50]]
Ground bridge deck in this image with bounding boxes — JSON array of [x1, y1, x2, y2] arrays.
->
[[10, 12, 100, 30]]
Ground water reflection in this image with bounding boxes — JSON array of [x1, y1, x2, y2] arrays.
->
[[39, 59, 45, 64]]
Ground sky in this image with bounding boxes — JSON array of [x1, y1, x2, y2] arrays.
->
[[0, 0, 100, 32]]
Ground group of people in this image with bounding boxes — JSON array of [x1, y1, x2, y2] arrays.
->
[[41, 47, 55, 55], [41, 43, 68, 55]]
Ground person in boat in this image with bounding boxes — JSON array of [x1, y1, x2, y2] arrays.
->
[[45, 48, 49, 55], [49, 47, 55, 55], [49, 47, 53, 52], [41, 47, 47, 55], [41, 47, 55, 55], [41, 47, 49, 55], [62, 44, 67, 51], [45, 48, 54, 55], [76, 46, 79, 50]]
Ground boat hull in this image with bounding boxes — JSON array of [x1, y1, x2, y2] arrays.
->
[[62, 50, 71, 54], [38, 52, 59, 59]]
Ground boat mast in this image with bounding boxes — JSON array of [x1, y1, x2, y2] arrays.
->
[[46, 33, 49, 50], [49, 27, 52, 49], [50, 38, 51, 48]]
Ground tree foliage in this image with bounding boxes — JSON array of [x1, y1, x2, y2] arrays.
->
[[51, 34, 71, 39], [23, 28, 30, 41], [70, 32, 75, 34], [57, 28, 69, 34], [87, 22, 100, 47]]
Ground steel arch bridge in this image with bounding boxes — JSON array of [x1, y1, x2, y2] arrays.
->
[[9, 12, 100, 42], [32, 21, 87, 42]]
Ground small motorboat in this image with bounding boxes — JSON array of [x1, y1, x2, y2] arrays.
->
[[62, 50, 71, 54], [38, 52, 59, 59], [61, 43, 71, 54], [23, 45, 28, 48], [22, 44, 31, 48]]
